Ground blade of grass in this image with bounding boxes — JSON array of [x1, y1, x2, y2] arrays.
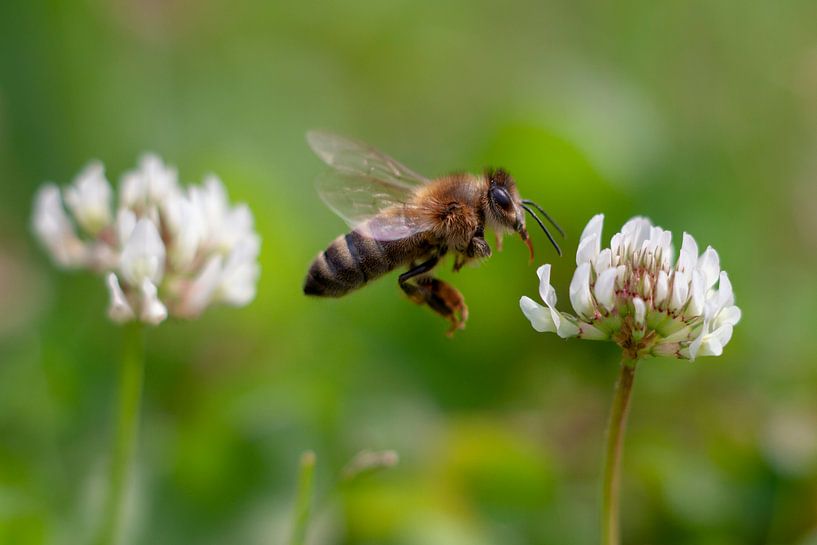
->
[[290, 451, 316, 545]]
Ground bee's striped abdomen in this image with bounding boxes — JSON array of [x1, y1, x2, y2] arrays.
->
[[303, 229, 395, 297]]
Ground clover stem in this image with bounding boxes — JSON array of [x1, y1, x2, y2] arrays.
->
[[97, 322, 145, 545], [290, 451, 317, 545], [601, 356, 638, 545]]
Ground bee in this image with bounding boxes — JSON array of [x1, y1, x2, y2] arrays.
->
[[303, 131, 563, 335]]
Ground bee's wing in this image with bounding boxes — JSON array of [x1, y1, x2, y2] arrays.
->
[[308, 130, 433, 241], [315, 170, 431, 241], [307, 130, 432, 189]]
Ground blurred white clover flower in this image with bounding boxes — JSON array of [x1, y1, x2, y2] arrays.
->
[[520, 214, 740, 361], [32, 154, 261, 325]]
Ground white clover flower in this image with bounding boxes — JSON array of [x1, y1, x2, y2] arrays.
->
[[520, 214, 741, 360], [32, 154, 261, 326]]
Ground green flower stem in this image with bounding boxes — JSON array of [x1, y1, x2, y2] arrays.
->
[[601, 357, 638, 545], [290, 451, 317, 545], [97, 322, 146, 545]]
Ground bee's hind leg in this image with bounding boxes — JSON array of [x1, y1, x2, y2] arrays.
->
[[424, 278, 469, 336], [399, 256, 468, 336]]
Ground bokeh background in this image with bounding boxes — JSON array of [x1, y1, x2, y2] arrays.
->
[[2, 1, 817, 544]]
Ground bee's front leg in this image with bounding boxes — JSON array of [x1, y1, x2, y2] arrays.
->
[[399, 256, 468, 336], [453, 235, 491, 272], [468, 236, 491, 258]]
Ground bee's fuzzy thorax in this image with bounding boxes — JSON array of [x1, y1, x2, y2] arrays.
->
[[413, 174, 483, 250]]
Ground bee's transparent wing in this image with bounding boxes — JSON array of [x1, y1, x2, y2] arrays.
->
[[308, 130, 433, 241], [315, 170, 431, 241], [307, 130, 432, 189]]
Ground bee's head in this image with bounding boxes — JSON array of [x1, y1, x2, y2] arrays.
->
[[485, 168, 524, 232], [485, 168, 563, 261]]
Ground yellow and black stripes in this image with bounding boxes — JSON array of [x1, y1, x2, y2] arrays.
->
[[304, 229, 398, 297]]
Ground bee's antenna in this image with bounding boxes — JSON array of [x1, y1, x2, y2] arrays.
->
[[521, 200, 565, 238], [521, 204, 562, 256]]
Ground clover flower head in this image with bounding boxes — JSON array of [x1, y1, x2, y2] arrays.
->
[[520, 214, 741, 360], [32, 154, 261, 325]]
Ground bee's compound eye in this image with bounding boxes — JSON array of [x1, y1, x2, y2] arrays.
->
[[491, 186, 512, 210]]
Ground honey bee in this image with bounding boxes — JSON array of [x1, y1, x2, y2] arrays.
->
[[303, 131, 563, 335]]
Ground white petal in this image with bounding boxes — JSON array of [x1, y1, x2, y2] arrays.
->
[[520, 296, 557, 333], [641, 274, 652, 298], [656, 229, 673, 268], [688, 320, 735, 360], [119, 171, 147, 209], [33, 185, 68, 237], [716, 271, 734, 307], [697, 246, 721, 289], [580, 214, 604, 244], [676, 232, 699, 273], [655, 270, 669, 307], [106, 273, 134, 323], [681, 232, 698, 261], [165, 194, 204, 270], [704, 271, 735, 319], [116, 209, 137, 247], [594, 267, 618, 311], [688, 327, 705, 360], [669, 271, 690, 312], [190, 174, 230, 241], [697, 334, 726, 358], [681, 232, 699, 261], [633, 297, 646, 326], [569, 262, 595, 319], [576, 233, 599, 266], [686, 270, 705, 318], [120, 218, 166, 285], [523, 268, 579, 338], [224, 205, 255, 247], [644, 226, 671, 258], [536, 264, 557, 307], [610, 233, 624, 258], [140, 153, 179, 202], [179, 256, 223, 317], [716, 305, 742, 327], [120, 154, 179, 208], [63, 161, 112, 235], [216, 236, 261, 306], [620, 217, 652, 255], [555, 317, 581, 338], [658, 228, 672, 253], [593, 248, 612, 273], [219, 264, 260, 306], [139, 279, 167, 325], [32, 184, 87, 268], [710, 323, 734, 350], [577, 214, 603, 265], [519, 296, 580, 338]]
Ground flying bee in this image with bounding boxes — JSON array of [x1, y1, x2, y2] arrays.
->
[[303, 131, 564, 335]]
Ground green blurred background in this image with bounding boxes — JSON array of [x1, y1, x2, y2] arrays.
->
[[2, 1, 817, 544]]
